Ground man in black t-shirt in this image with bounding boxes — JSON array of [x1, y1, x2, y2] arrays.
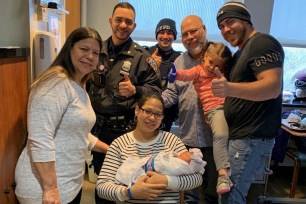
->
[[212, 2, 284, 203]]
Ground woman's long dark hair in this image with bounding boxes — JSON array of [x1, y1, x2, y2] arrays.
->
[[31, 27, 102, 93]]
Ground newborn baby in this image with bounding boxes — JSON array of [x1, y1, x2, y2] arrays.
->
[[115, 148, 207, 187]]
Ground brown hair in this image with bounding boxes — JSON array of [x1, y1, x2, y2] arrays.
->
[[137, 92, 165, 111], [200, 42, 232, 73], [112, 2, 136, 19], [30, 27, 102, 95]]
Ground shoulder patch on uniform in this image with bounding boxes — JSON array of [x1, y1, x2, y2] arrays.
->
[[146, 57, 158, 73]]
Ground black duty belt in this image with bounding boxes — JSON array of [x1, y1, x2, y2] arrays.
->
[[96, 114, 135, 132]]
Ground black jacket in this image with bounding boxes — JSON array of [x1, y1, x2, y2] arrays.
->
[[89, 37, 162, 117], [148, 44, 181, 90]]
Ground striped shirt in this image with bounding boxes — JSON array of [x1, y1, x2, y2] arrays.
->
[[96, 131, 203, 203]]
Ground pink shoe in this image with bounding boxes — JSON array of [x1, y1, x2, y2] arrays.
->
[[264, 167, 273, 176], [216, 175, 233, 195]]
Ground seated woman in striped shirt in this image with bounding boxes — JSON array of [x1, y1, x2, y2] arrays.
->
[[96, 92, 203, 203]]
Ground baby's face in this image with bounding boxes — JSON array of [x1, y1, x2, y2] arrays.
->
[[178, 151, 192, 164]]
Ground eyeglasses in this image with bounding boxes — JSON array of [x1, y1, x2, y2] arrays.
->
[[113, 17, 134, 26], [139, 108, 164, 120], [181, 25, 203, 39]]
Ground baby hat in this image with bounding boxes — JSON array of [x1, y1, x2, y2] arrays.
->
[[216, 1, 252, 26], [155, 18, 177, 40], [189, 148, 207, 174]]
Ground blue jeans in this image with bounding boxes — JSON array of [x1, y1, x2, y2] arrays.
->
[[221, 138, 275, 204]]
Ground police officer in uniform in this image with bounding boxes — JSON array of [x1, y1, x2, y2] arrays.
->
[[88, 2, 162, 204], [148, 18, 181, 131]]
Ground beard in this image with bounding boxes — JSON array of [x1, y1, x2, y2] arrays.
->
[[112, 27, 132, 42], [228, 25, 247, 47], [185, 35, 207, 56]]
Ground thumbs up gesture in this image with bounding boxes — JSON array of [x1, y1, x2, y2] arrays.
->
[[214, 67, 223, 79], [119, 74, 136, 97], [211, 67, 229, 98], [168, 63, 177, 83], [151, 48, 162, 68]]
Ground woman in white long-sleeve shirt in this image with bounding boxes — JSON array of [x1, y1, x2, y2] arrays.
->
[[96, 93, 203, 203], [14, 27, 109, 204]]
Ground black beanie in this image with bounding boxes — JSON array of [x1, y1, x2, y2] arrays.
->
[[216, 1, 252, 26], [155, 18, 177, 40]]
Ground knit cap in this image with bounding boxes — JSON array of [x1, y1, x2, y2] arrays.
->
[[216, 1, 252, 26], [155, 18, 177, 40]]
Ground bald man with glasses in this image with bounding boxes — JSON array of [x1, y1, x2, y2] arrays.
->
[[162, 15, 218, 204]]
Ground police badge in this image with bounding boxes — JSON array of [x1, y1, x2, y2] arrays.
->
[[120, 61, 132, 76]]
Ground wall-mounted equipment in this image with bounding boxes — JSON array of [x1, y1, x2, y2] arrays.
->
[[33, 31, 57, 78], [36, 0, 69, 22]]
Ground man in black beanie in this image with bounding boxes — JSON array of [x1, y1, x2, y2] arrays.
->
[[216, 1, 252, 26], [148, 18, 181, 131], [155, 18, 178, 40], [212, 1, 284, 203]]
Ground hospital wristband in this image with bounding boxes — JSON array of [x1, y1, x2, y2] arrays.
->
[[127, 187, 133, 199]]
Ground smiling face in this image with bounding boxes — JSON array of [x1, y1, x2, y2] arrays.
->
[[71, 38, 100, 83], [109, 7, 136, 45], [157, 30, 175, 51], [181, 16, 207, 58], [218, 18, 249, 49], [135, 97, 164, 135], [202, 52, 225, 76]]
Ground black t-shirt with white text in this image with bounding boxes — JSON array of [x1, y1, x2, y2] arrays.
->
[[224, 32, 284, 139]]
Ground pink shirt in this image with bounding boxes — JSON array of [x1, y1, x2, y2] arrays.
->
[[176, 65, 224, 112]]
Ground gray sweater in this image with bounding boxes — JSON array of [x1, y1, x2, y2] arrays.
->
[[162, 52, 212, 147], [15, 77, 98, 203]]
